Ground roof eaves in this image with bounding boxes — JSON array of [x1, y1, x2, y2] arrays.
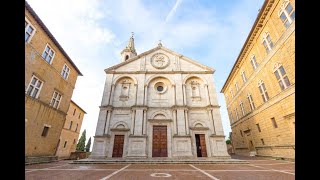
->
[[220, 0, 271, 93], [25, 1, 83, 76]]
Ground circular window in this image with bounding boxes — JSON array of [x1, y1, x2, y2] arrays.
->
[[157, 86, 163, 92], [154, 82, 167, 94]]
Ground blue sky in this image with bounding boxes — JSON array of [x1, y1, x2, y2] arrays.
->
[[27, 0, 264, 145]]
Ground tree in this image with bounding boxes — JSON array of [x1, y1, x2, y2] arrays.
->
[[76, 129, 86, 151], [226, 139, 231, 144], [85, 137, 92, 152]]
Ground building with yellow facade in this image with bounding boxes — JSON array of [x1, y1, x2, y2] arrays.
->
[[25, 1, 83, 163], [56, 100, 86, 159], [221, 0, 295, 160]]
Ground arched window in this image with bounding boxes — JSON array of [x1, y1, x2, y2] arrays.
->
[[125, 55, 129, 60], [247, 93, 255, 111], [262, 32, 274, 54], [250, 55, 259, 70], [258, 80, 269, 102], [273, 62, 291, 90], [279, 0, 295, 28], [241, 71, 247, 83]]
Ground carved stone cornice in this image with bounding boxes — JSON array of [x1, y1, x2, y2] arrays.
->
[[101, 106, 132, 110], [173, 135, 191, 138], [25, 95, 67, 116], [131, 105, 148, 110], [110, 128, 130, 132], [190, 127, 210, 131], [283, 112, 295, 119], [148, 119, 172, 123], [106, 71, 214, 74], [171, 105, 188, 110], [94, 134, 111, 138], [99, 105, 113, 110], [129, 135, 148, 138], [221, 0, 276, 93]]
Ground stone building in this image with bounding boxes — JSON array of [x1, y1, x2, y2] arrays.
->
[[56, 100, 86, 159], [221, 0, 295, 160], [90, 34, 229, 159], [25, 2, 83, 163]]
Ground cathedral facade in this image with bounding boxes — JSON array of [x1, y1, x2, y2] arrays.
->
[[90, 35, 229, 158]]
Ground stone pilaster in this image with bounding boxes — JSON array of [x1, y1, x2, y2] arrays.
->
[[104, 108, 113, 135], [184, 109, 190, 135], [144, 84, 148, 105], [108, 84, 115, 105], [95, 108, 108, 136]]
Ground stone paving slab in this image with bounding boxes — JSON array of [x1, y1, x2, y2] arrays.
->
[[205, 171, 295, 180], [109, 169, 209, 180], [252, 163, 295, 171], [48, 164, 127, 170], [127, 164, 194, 170], [25, 155, 295, 179], [248, 160, 294, 165], [192, 164, 263, 170], [25, 164, 69, 169], [25, 170, 116, 180]]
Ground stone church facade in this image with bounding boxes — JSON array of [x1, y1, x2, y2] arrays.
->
[[90, 35, 229, 159]]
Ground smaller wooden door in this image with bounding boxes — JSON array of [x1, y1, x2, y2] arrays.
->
[[199, 134, 207, 157], [112, 135, 124, 157], [195, 134, 207, 157]]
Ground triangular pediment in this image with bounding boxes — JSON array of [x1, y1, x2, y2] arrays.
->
[[105, 46, 214, 73]]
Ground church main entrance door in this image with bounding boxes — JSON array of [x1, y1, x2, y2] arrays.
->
[[152, 126, 167, 157], [195, 134, 207, 157], [112, 135, 124, 157]]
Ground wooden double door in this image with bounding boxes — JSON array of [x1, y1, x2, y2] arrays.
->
[[152, 126, 168, 157], [195, 134, 207, 157], [112, 135, 124, 157]]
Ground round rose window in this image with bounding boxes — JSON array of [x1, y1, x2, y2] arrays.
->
[[157, 86, 163, 92], [154, 82, 167, 94]]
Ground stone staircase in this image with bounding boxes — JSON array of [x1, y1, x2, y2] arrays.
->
[[71, 157, 248, 164]]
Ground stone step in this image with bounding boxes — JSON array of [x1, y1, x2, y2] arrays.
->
[[25, 156, 58, 165], [71, 158, 248, 164]]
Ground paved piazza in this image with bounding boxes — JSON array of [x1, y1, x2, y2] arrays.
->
[[25, 155, 295, 180]]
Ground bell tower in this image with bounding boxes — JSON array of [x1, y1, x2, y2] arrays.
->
[[120, 32, 137, 62]]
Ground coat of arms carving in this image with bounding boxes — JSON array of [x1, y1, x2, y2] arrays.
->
[[151, 53, 170, 69]]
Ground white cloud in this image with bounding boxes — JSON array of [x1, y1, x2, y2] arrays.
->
[[27, 0, 117, 146], [165, 0, 183, 23]]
